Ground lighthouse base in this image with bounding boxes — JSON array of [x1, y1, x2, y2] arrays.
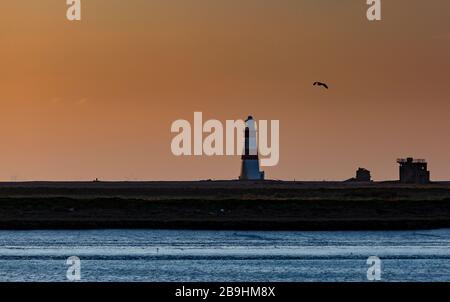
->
[[239, 159, 264, 181]]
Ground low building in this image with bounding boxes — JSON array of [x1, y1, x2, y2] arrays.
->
[[397, 157, 430, 184], [355, 168, 371, 182], [345, 168, 371, 182]]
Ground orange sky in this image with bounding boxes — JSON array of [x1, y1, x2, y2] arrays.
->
[[1, 0, 450, 181]]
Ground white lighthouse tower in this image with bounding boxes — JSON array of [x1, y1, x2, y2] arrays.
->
[[239, 116, 264, 180]]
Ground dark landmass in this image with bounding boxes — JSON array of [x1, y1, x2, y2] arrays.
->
[[0, 181, 450, 230]]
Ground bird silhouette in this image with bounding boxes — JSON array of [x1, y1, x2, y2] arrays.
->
[[313, 82, 329, 89]]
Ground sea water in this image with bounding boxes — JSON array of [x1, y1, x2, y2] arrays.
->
[[0, 229, 448, 282]]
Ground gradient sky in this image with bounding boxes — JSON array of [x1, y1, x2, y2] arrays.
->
[[1, 0, 450, 181]]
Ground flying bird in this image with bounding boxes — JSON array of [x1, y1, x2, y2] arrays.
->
[[313, 82, 329, 89]]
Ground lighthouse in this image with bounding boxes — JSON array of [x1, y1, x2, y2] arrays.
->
[[239, 116, 265, 180]]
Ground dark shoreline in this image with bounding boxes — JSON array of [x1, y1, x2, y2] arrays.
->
[[1, 181, 450, 230]]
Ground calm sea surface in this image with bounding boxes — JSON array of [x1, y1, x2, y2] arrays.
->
[[0, 229, 449, 282]]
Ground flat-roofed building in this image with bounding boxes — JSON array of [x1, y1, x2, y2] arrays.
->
[[397, 157, 430, 184]]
